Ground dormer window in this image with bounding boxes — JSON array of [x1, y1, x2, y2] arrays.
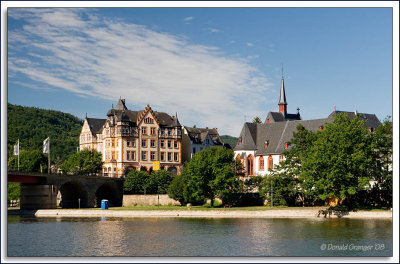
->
[[238, 138, 242, 145], [264, 140, 269, 149], [284, 142, 288, 149], [319, 126, 323, 131]]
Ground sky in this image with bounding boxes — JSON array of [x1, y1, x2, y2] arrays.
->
[[6, 6, 393, 136]]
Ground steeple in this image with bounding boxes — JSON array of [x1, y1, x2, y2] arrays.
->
[[278, 75, 287, 114]]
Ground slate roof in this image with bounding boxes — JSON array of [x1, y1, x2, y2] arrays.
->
[[184, 126, 223, 145], [235, 111, 381, 156], [86, 118, 106, 135], [265, 111, 301, 123]]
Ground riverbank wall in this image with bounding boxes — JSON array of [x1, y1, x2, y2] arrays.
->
[[8, 208, 392, 219], [123, 194, 180, 206]]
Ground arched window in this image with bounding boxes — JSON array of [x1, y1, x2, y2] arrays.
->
[[247, 154, 254, 176], [268, 155, 273, 171], [259, 156, 264, 171]]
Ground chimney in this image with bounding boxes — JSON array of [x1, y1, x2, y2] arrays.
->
[[193, 125, 196, 128]]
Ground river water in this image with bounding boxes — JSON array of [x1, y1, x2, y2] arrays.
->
[[7, 216, 392, 257]]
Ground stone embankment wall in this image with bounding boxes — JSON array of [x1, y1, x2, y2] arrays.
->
[[123, 194, 180, 206]]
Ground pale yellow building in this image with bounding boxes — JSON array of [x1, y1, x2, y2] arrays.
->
[[79, 99, 183, 178]]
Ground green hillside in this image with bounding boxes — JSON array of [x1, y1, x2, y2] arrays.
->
[[7, 103, 83, 162], [220, 135, 238, 148]]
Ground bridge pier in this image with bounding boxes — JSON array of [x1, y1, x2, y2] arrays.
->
[[20, 184, 57, 209]]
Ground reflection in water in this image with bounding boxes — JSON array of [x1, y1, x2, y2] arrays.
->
[[7, 216, 392, 257]]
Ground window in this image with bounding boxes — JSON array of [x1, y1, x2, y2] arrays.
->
[[142, 151, 147, 161], [168, 129, 172, 136], [116, 140, 119, 147], [160, 140, 165, 148], [111, 140, 114, 147], [142, 140, 147, 148], [161, 128, 165, 135], [111, 151, 115, 160], [174, 153, 178, 162], [279, 155, 284, 164], [126, 140, 130, 147], [145, 117, 154, 124], [150, 127, 156, 135], [193, 148, 196, 154], [117, 151, 119, 160], [132, 139, 136, 147], [150, 140, 155, 148], [150, 151, 156, 161], [264, 140, 269, 149], [132, 151, 136, 161], [268, 156, 273, 171], [168, 140, 172, 148], [141, 127, 147, 135], [174, 141, 178, 148], [284, 142, 288, 149], [259, 156, 264, 171], [319, 126, 323, 131], [127, 151, 130, 160], [168, 152, 172, 161], [161, 152, 165, 161]]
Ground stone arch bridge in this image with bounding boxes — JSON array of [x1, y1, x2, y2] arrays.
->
[[8, 171, 124, 210]]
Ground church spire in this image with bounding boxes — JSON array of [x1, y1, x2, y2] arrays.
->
[[278, 71, 287, 114]]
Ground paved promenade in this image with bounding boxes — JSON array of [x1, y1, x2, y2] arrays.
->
[[9, 208, 392, 219]]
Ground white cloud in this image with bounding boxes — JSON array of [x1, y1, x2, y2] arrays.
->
[[184, 16, 194, 21], [8, 8, 273, 136], [247, 42, 254, 47], [207, 28, 220, 33]]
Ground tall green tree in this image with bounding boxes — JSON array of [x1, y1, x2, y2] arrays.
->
[[146, 170, 173, 194], [301, 113, 373, 206], [8, 183, 20, 204], [369, 117, 392, 206], [171, 147, 242, 207], [60, 149, 103, 175], [124, 170, 149, 194]]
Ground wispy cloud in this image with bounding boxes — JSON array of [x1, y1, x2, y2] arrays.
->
[[8, 8, 272, 135], [184, 16, 194, 22], [247, 42, 254, 47], [207, 27, 220, 33]]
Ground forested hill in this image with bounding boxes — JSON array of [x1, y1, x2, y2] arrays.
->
[[7, 103, 83, 162], [220, 135, 238, 148]]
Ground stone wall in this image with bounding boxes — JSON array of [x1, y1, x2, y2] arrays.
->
[[123, 194, 180, 206]]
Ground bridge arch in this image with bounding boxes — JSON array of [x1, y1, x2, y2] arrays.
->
[[59, 181, 88, 208], [95, 182, 122, 208]]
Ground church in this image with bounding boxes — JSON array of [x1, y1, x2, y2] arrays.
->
[[234, 76, 381, 179]]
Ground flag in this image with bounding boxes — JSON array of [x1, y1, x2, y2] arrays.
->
[[43, 137, 50, 154], [13, 140, 19, 155]]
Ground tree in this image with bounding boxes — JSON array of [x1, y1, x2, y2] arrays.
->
[[172, 147, 242, 207], [124, 170, 149, 194], [8, 183, 20, 204], [252, 116, 262, 124], [369, 116, 392, 207], [168, 172, 188, 204], [60, 149, 103, 175], [146, 170, 173, 194], [301, 113, 373, 207], [8, 149, 48, 173]]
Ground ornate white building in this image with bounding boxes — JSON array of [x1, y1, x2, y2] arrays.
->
[[80, 99, 182, 177]]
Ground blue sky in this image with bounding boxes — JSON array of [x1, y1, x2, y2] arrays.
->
[[7, 7, 393, 136]]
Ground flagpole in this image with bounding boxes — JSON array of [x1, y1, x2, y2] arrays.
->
[[48, 137, 51, 174], [17, 139, 20, 171]]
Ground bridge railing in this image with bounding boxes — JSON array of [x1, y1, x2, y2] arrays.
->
[[8, 170, 124, 179]]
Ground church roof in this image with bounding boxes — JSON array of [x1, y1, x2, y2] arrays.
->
[[235, 112, 381, 156], [266, 111, 301, 123]]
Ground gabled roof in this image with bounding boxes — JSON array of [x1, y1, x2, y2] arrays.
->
[[328, 110, 380, 130], [235, 111, 381, 156], [184, 126, 223, 145], [86, 118, 106, 135], [265, 111, 301, 123]]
